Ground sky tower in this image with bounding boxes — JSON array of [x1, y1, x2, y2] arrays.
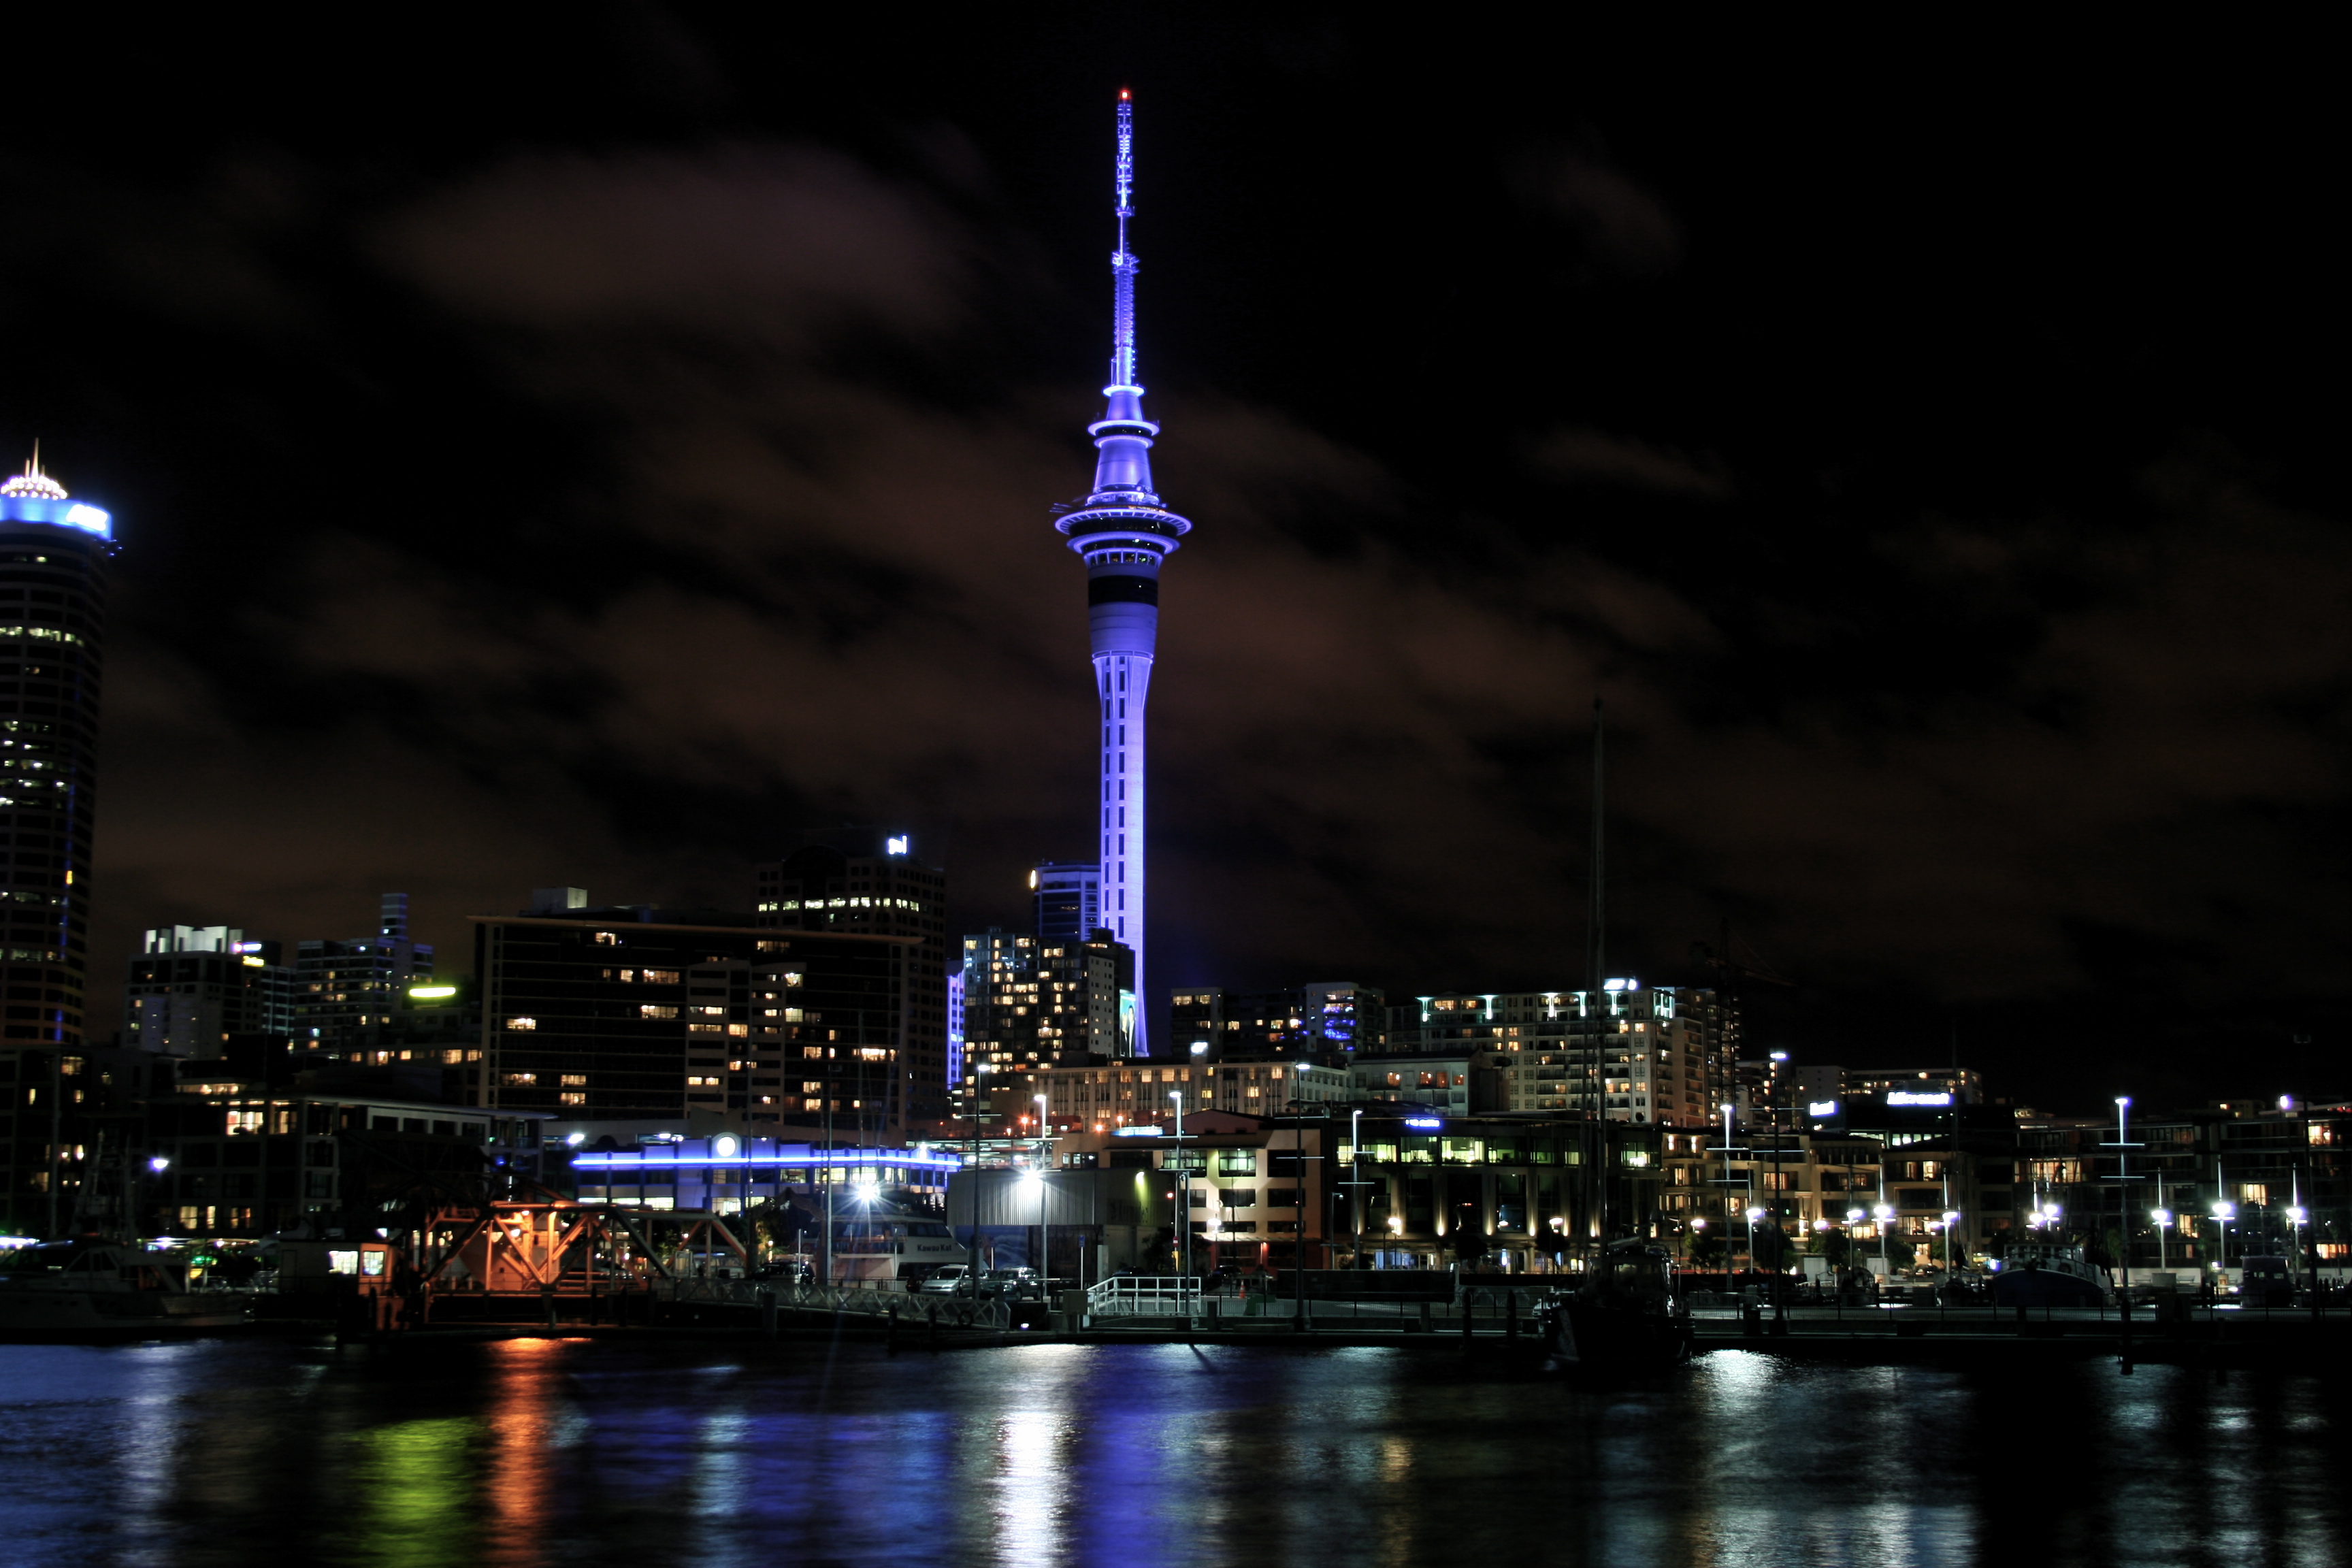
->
[[1054, 89, 1190, 1060]]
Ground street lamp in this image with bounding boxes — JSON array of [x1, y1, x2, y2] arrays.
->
[[1744, 1205, 1765, 1282], [1019, 1166, 1045, 1303], [1872, 1203, 1893, 1275], [1350, 1107, 1363, 1273], [2152, 1208, 2172, 1274], [1940, 1210, 1960, 1276], [1170, 1091, 1190, 1287], [2210, 1200, 2236, 1280]]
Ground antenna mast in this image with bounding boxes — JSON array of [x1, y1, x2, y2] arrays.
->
[[1109, 88, 1139, 391], [1587, 698, 1606, 991]]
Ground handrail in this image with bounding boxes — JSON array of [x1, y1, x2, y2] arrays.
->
[[1087, 1277, 1203, 1316]]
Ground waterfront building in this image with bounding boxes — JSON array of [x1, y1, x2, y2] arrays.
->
[[1381, 981, 1731, 1127], [0, 455, 112, 1235], [755, 834, 950, 1124], [1655, 1127, 1893, 1266], [144, 1064, 545, 1237], [564, 1134, 956, 1215], [294, 894, 434, 1059], [1031, 860, 1100, 943], [2016, 1098, 2352, 1279], [472, 896, 913, 1139], [950, 1107, 1661, 1277], [1050, 91, 1194, 1058]]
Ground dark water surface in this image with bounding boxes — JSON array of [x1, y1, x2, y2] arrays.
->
[[0, 1335, 2342, 1566]]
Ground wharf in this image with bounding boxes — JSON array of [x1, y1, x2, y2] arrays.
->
[[256, 1278, 2352, 1371]]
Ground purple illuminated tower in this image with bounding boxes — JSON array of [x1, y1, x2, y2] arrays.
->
[[1054, 89, 1190, 1060]]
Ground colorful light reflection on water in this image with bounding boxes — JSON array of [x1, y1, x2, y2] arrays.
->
[[0, 1337, 2344, 1566]]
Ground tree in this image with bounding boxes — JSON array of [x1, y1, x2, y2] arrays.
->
[[1821, 1227, 1852, 1268], [1450, 1204, 1490, 1268], [1690, 1229, 1726, 1269]]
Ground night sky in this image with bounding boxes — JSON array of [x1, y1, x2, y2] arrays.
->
[[7, 12, 2345, 1108]]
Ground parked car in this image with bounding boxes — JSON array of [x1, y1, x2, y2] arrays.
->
[[917, 1265, 974, 1295], [977, 1267, 1043, 1299], [751, 1260, 813, 1283]]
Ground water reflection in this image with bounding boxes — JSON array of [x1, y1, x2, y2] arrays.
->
[[1, 1339, 2347, 1566]]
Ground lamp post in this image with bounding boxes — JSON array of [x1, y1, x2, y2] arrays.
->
[[1170, 1090, 1189, 1286], [964, 1060, 990, 1301], [1033, 1094, 1051, 1284], [2211, 1199, 2236, 1284], [1940, 1210, 1959, 1277], [1872, 1203, 1893, 1276], [1352, 1106, 1369, 1270], [1744, 1205, 1765, 1286], [2153, 1208, 2171, 1274]]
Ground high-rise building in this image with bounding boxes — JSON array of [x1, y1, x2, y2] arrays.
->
[[1031, 860, 1101, 943], [473, 897, 912, 1136], [755, 833, 949, 1124], [123, 926, 294, 1058], [957, 926, 1134, 1121], [1051, 91, 1192, 1058], [1384, 980, 1731, 1128], [295, 894, 434, 1059], [0, 455, 109, 1045], [0, 453, 113, 1235]]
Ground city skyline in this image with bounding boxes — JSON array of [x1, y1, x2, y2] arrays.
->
[[5, 16, 2347, 1112]]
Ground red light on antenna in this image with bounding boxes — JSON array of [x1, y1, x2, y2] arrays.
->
[[1120, 88, 1131, 101]]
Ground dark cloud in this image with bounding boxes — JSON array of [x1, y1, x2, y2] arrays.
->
[[3, 14, 2342, 1107]]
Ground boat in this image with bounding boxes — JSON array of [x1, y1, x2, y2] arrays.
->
[[0, 1237, 255, 1341], [1986, 1241, 2108, 1308], [1537, 1239, 1693, 1375]]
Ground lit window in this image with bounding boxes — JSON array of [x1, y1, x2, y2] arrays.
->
[[559, 1092, 587, 1106], [506, 1017, 538, 1031], [560, 1074, 587, 1088], [640, 1004, 679, 1020]]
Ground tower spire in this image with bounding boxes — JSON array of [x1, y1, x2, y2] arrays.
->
[[1111, 86, 1137, 393], [1089, 88, 1159, 501]]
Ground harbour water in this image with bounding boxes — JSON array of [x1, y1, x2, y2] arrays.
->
[[0, 1337, 2343, 1566]]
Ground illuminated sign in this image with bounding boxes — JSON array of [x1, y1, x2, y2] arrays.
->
[[1403, 1117, 1443, 1130], [1808, 1100, 1840, 1117], [711, 1134, 741, 1159], [1111, 1126, 1164, 1137], [1189, 1040, 1209, 1056], [231, 941, 264, 953], [886, 835, 909, 855], [1602, 978, 1639, 992], [572, 1146, 962, 1173], [407, 984, 458, 1000], [1886, 1091, 1953, 1107]]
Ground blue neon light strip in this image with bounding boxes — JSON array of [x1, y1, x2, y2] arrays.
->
[[0, 496, 112, 539], [570, 1150, 963, 1173]]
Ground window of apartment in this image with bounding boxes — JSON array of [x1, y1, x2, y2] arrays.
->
[[506, 1017, 537, 1031]]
